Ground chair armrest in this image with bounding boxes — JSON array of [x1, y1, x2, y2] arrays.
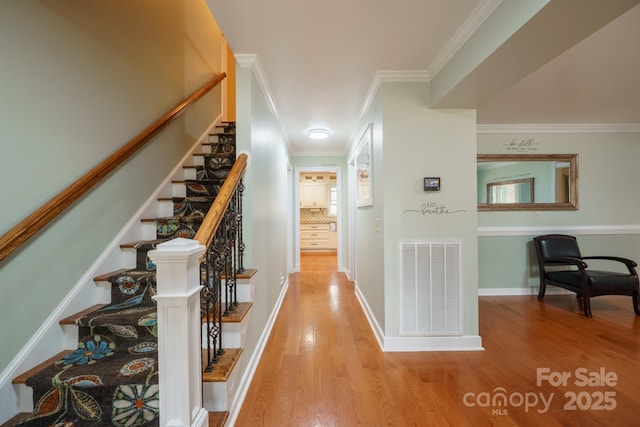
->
[[581, 256, 638, 273], [542, 256, 588, 269], [581, 256, 637, 267]]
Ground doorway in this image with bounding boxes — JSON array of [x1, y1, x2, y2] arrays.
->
[[294, 166, 342, 272]]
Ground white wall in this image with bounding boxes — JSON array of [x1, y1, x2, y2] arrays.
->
[[478, 131, 640, 292], [0, 0, 224, 386]]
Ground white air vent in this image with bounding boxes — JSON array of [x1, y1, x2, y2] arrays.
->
[[399, 241, 462, 336]]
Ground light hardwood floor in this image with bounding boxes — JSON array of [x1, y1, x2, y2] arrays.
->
[[235, 254, 640, 426]]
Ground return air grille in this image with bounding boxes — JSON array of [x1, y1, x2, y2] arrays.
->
[[399, 241, 462, 336]]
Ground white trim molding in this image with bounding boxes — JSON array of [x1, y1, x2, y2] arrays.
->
[[478, 287, 572, 296], [477, 124, 640, 134], [234, 53, 291, 152], [359, 70, 430, 122], [478, 225, 640, 237], [383, 335, 484, 352], [354, 282, 385, 350]]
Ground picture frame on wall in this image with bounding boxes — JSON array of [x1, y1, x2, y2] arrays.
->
[[355, 123, 373, 207]]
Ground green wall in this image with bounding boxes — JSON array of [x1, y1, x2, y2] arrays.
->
[[234, 59, 292, 386], [478, 131, 640, 291], [350, 81, 479, 343]]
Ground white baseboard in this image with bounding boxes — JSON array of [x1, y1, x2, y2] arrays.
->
[[226, 276, 290, 427], [353, 281, 385, 350], [478, 287, 572, 296], [383, 335, 484, 352]]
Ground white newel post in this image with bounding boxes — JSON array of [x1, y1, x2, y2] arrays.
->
[[149, 238, 209, 427]]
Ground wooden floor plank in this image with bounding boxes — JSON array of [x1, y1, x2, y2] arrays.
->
[[235, 253, 640, 426]]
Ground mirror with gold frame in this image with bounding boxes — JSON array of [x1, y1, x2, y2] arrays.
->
[[478, 154, 578, 211]]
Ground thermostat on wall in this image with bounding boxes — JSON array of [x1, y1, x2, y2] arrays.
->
[[424, 177, 440, 191]]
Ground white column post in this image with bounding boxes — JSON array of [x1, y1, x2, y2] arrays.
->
[[149, 238, 208, 427]]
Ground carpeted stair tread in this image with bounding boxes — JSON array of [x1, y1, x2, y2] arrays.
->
[[19, 266, 159, 426], [78, 304, 157, 328], [25, 340, 158, 389], [184, 179, 225, 197], [171, 196, 218, 217], [195, 165, 232, 180], [151, 215, 205, 239], [20, 340, 159, 426]]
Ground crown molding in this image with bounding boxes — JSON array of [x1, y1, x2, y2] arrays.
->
[[234, 53, 279, 121], [234, 53, 292, 152], [477, 123, 640, 133], [358, 70, 430, 123], [427, 0, 502, 78]]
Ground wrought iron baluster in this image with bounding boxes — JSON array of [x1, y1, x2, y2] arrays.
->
[[196, 154, 246, 372], [237, 180, 245, 273]]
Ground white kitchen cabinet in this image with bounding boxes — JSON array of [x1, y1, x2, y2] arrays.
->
[[300, 223, 330, 250], [300, 174, 327, 208]]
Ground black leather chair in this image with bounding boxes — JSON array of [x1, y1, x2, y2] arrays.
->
[[533, 234, 640, 317]]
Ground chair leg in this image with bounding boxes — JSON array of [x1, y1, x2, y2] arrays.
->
[[583, 296, 592, 318], [538, 281, 546, 300], [633, 292, 640, 316]]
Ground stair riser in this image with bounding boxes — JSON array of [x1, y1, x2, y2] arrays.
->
[[171, 182, 187, 198], [202, 355, 242, 412], [183, 168, 197, 180], [201, 312, 250, 349], [159, 199, 175, 217], [142, 222, 157, 241], [15, 385, 33, 413], [222, 281, 255, 303]]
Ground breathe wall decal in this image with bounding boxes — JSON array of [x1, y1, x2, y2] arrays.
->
[[403, 202, 467, 216]]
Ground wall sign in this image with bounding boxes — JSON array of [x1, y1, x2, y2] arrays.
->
[[502, 138, 540, 152]]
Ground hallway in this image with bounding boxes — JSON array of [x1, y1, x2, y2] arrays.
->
[[235, 254, 640, 426]]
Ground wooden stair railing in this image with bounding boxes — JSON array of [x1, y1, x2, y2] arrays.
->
[[0, 72, 227, 263], [194, 153, 247, 250]]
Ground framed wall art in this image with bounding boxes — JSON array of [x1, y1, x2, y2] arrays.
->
[[355, 124, 373, 207]]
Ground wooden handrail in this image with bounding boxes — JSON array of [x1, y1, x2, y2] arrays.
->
[[0, 73, 226, 263], [194, 153, 248, 250]]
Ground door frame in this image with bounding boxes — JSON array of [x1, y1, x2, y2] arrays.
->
[[293, 166, 343, 272]]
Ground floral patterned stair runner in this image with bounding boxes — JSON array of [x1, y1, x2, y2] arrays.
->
[[17, 123, 235, 426]]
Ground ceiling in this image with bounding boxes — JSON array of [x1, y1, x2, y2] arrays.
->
[[207, 0, 640, 155]]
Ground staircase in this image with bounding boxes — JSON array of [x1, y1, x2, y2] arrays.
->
[[7, 121, 252, 427]]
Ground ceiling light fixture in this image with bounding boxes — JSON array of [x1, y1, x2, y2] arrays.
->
[[306, 128, 331, 140]]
